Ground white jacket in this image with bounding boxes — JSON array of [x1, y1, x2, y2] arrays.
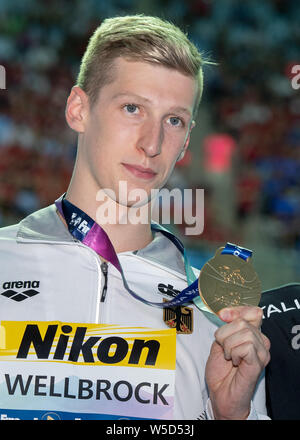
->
[[0, 203, 268, 420]]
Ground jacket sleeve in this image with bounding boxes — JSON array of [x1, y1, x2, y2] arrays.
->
[[205, 399, 270, 420]]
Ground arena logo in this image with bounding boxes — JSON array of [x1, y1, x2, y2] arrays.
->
[[1, 280, 40, 302], [0, 65, 5, 89], [95, 181, 204, 235]]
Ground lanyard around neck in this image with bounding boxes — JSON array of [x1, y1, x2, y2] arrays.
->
[[55, 196, 225, 326]]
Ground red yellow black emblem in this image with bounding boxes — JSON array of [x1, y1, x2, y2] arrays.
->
[[163, 300, 193, 334]]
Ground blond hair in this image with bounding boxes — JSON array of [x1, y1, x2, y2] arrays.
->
[[77, 15, 208, 115]]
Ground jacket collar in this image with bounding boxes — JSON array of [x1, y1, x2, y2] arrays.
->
[[16, 196, 186, 276], [17, 196, 73, 244]]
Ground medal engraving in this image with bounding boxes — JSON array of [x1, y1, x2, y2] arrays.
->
[[198, 247, 261, 315]]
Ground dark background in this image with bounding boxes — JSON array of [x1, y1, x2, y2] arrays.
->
[[0, 0, 299, 290]]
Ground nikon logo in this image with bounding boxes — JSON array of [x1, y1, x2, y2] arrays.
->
[[1, 281, 40, 302], [17, 324, 160, 366]]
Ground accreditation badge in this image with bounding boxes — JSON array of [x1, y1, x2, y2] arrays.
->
[[0, 321, 176, 420]]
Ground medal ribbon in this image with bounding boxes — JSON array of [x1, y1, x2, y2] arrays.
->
[[221, 243, 252, 261], [55, 196, 252, 326]]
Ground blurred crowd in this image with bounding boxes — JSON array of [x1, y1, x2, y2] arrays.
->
[[0, 0, 299, 253]]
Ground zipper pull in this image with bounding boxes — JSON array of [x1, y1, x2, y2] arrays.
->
[[100, 261, 108, 302]]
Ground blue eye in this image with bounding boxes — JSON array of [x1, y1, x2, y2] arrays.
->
[[169, 117, 183, 127], [124, 104, 138, 113]]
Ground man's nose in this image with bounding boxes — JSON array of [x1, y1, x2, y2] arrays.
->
[[137, 118, 164, 157]]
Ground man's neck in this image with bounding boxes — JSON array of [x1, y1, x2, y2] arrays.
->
[[64, 186, 154, 254]]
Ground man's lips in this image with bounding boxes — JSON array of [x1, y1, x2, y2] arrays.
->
[[122, 163, 157, 180]]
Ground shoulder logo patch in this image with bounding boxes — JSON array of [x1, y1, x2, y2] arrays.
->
[[1, 281, 40, 302], [157, 283, 181, 298]]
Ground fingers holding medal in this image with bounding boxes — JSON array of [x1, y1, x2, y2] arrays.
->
[[215, 306, 271, 368], [198, 244, 271, 368], [201, 244, 271, 419]]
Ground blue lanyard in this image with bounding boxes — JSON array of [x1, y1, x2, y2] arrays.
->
[[55, 196, 251, 327]]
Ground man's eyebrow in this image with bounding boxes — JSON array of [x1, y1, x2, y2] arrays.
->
[[112, 92, 192, 118], [170, 106, 192, 118], [112, 92, 152, 103]]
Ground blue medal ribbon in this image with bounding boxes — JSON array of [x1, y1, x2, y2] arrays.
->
[[221, 242, 252, 261]]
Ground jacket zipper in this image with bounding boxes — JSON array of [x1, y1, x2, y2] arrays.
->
[[100, 261, 108, 302]]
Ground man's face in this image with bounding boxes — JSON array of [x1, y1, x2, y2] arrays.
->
[[76, 57, 197, 206]]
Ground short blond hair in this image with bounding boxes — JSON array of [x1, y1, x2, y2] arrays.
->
[[77, 15, 208, 116]]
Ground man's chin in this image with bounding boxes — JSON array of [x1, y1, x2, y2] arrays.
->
[[117, 195, 152, 209], [97, 184, 160, 208]]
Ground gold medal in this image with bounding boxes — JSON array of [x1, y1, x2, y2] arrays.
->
[[198, 247, 261, 315]]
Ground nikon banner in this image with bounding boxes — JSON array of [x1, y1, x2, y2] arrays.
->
[[0, 321, 176, 420]]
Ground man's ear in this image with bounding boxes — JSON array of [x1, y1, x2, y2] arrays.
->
[[177, 120, 195, 162], [65, 86, 89, 133]]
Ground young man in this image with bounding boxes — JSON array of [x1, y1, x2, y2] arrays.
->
[[0, 15, 270, 420]]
